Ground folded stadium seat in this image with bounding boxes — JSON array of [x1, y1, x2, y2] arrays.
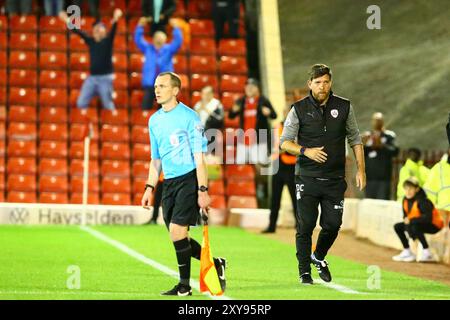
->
[[70, 52, 90, 71], [9, 69, 37, 87], [0, 33, 6, 50], [0, 16, 8, 32], [39, 52, 67, 69], [131, 143, 150, 161], [129, 72, 142, 90], [9, 32, 37, 50], [130, 90, 144, 109], [39, 158, 68, 176], [113, 34, 127, 53], [131, 126, 149, 144], [99, 0, 126, 16], [70, 176, 100, 193], [209, 179, 225, 195], [133, 192, 144, 206], [39, 33, 67, 52], [112, 53, 128, 72], [70, 159, 100, 176], [223, 111, 240, 128], [7, 140, 37, 158], [39, 175, 69, 193], [132, 161, 149, 178], [70, 192, 100, 204], [0, 172, 4, 192], [129, 53, 144, 72], [102, 176, 131, 193], [178, 74, 190, 92], [100, 124, 130, 143], [70, 108, 99, 124], [219, 56, 248, 75], [69, 33, 88, 52], [8, 105, 37, 123], [132, 177, 147, 194], [112, 90, 129, 108], [100, 109, 129, 125], [78, 16, 96, 30], [0, 68, 5, 86], [39, 141, 68, 159], [0, 87, 5, 105], [69, 71, 89, 89], [39, 16, 66, 33], [39, 192, 69, 204], [226, 180, 256, 196], [189, 19, 215, 38], [126, 0, 141, 17], [7, 174, 37, 192], [101, 160, 130, 178], [7, 191, 37, 203], [39, 123, 69, 141], [9, 16, 37, 32], [70, 123, 99, 141], [191, 74, 218, 92], [102, 192, 131, 205], [0, 51, 6, 68], [0, 106, 5, 122], [70, 141, 99, 160], [39, 70, 68, 88], [131, 110, 154, 126], [0, 156, 4, 173], [0, 140, 4, 158], [39, 107, 68, 124], [178, 90, 191, 107], [0, 122, 4, 140], [226, 164, 255, 180], [113, 72, 128, 90], [210, 195, 226, 209], [69, 90, 99, 109], [218, 39, 247, 57], [8, 122, 37, 140], [190, 37, 216, 56], [173, 55, 188, 74], [227, 195, 258, 209], [101, 142, 130, 160], [220, 75, 247, 93], [7, 158, 37, 175], [9, 51, 38, 69], [221, 92, 242, 111], [187, 0, 212, 19], [39, 88, 68, 107], [189, 55, 217, 74]]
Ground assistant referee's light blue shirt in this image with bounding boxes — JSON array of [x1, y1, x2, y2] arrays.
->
[[148, 102, 208, 179]]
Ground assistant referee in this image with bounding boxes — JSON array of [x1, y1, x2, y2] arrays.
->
[[141, 72, 226, 296]]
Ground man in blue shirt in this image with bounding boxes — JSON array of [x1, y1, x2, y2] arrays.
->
[[134, 18, 183, 110], [141, 72, 227, 296]]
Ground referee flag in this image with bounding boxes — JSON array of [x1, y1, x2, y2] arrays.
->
[[199, 210, 223, 296]]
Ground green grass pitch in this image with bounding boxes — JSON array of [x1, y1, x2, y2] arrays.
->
[[0, 225, 449, 300]]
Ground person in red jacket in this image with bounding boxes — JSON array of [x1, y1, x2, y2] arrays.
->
[[392, 177, 444, 262]]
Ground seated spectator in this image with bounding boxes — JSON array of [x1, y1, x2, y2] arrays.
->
[[392, 177, 444, 262], [134, 18, 182, 110], [396, 148, 430, 201], [44, 0, 64, 16], [213, 0, 240, 43], [59, 8, 122, 110], [5, 0, 32, 16], [194, 86, 224, 132], [141, 0, 176, 36]]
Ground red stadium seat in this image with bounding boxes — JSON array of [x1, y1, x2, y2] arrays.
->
[[39, 16, 66, 33], [39, 175, 69, 193], [178, 74, 190, 91], [70, 108, 99, 124], [70, 159, 100, 176], [39, 52, 67, 69], [100, 124, 130, 143], [187, 0, 212, 19], [39, 159, 68, 176], [102, 177, 131, 193], [0, 33, 7, 50], [191, 74, 219, 92], [0, 16, 8, 32], [131, 143, 150, 161], [132, 161, 149, 178], [209, 180, 225, 195], [105, 16, 127, 34], [132, 177, 147, 194], [226, 165, 255, 180], [39, 88, 68, 107], [210, 195, 226, 209], [70, 176, 100, 193], [7, 191, 37, 203], [70, 192, 100, 204], [227, 195, 258, 209], [39, 107, 68, 123], [0, 106, 5, 123], [69, 33, 88, 52], [131, 109, 154, 126], [131, 126, 149, 144], [112, 53, 128, 71], [69, 141, 99, 159], [101, 160, 130, 178], [219, 56, 248, 75], [9, 69, 37, 87], [79, 16, 96, 30], [190, 55, 217, 74], [226, 180, 256, 196], [39, 192, 69, 204], [113, 72, 129, 90], [220, 75, 247, 93], [129, 72, 142, 90], [102, 192, 131, 205], [99, 0, 126, 15], [7, 158, 37, 175], [218, 39, 247, 56], [9, 32, 37, 50], [9, 51, 37, 69], [190, 37, 216, 55], [39, 70, 67, 88], [39, 141, 68, 159], [70, 123, 99, 141], [70, 52, 90, 71], [112, 90, 129, 108], [100, 109, 129, 125], [126, 0, 141, 17], [39, 33, 67, 51], [221, 92, 242, 110], [130, 90, 144, 109], [189, 19, 215, 38], [39, 123, 69, 141], [0, 51, 6, 68], [129, 53, 144, 72], [9, 16, 37, 32], [69, 71, 89, 89], [101, 142, 130, 160], [0, 157, 4, 173], [7, 174, 37, 192], [8, 122, 37, 140], [173, 55, 188, 74], [0, 122, 4, 140], [8, 105, 37, 123], [7, 140, 36, 157], [114, 34, 127, 52]]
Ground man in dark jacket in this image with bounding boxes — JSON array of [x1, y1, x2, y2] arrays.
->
[[142, 0, 176, 35]]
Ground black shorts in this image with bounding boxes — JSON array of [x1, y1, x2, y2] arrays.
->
[[162, 169, 201, 228]]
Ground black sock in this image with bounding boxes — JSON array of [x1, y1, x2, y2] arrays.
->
[[173, 238, 191, 286], [190, 238, 202, 260]]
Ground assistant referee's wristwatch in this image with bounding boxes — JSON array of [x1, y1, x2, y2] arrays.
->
[[144, 184, 155, 192], [300, 146, 307, 155], [198, 185, 208, 192]]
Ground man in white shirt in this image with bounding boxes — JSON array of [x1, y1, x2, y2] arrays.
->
[[194, 85, 224, 135]]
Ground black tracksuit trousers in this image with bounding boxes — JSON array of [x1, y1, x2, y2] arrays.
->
[[295, 175, 347, 275]]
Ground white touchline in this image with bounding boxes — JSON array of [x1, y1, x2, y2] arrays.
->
[[79, 226, 232, 300], [316, 279, 362, 294]]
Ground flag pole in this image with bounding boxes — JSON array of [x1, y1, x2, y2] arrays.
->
[[81, 122, 92, 226]]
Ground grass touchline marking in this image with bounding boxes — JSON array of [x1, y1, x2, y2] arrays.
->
[[79, 226, 232, 300], [316, 280, 362, 294]]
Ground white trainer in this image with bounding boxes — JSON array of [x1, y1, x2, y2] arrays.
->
[[392, 249, 416, 262], [417, 250, 436, 262]]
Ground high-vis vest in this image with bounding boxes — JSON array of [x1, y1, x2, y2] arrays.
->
[[274, 123, 297, 165], [403, 199, 444, 229], [423, 154, 450, 211]]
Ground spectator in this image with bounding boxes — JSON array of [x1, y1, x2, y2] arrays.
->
[[134, 18, 182, 110], [362, 112, 399, 200], [392, 177, 444, 262], [59, 8, 122, 110], [44, 0, 63, 16], [229, 78, 277, 164], [141, 0, 176, 36], [194, 86, 224, 134], [212, 0, 240, 43], [71, 0, 101, 21], [5, 0, 32, 16], [396, 148, 430, 201]]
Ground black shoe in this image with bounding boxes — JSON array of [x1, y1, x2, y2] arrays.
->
[[213, 257, 227, 291], [300, 272, 313, 285], [160, 283, 192, 296], [261, 227, 275, 234], [311, 253, 332, 282]]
